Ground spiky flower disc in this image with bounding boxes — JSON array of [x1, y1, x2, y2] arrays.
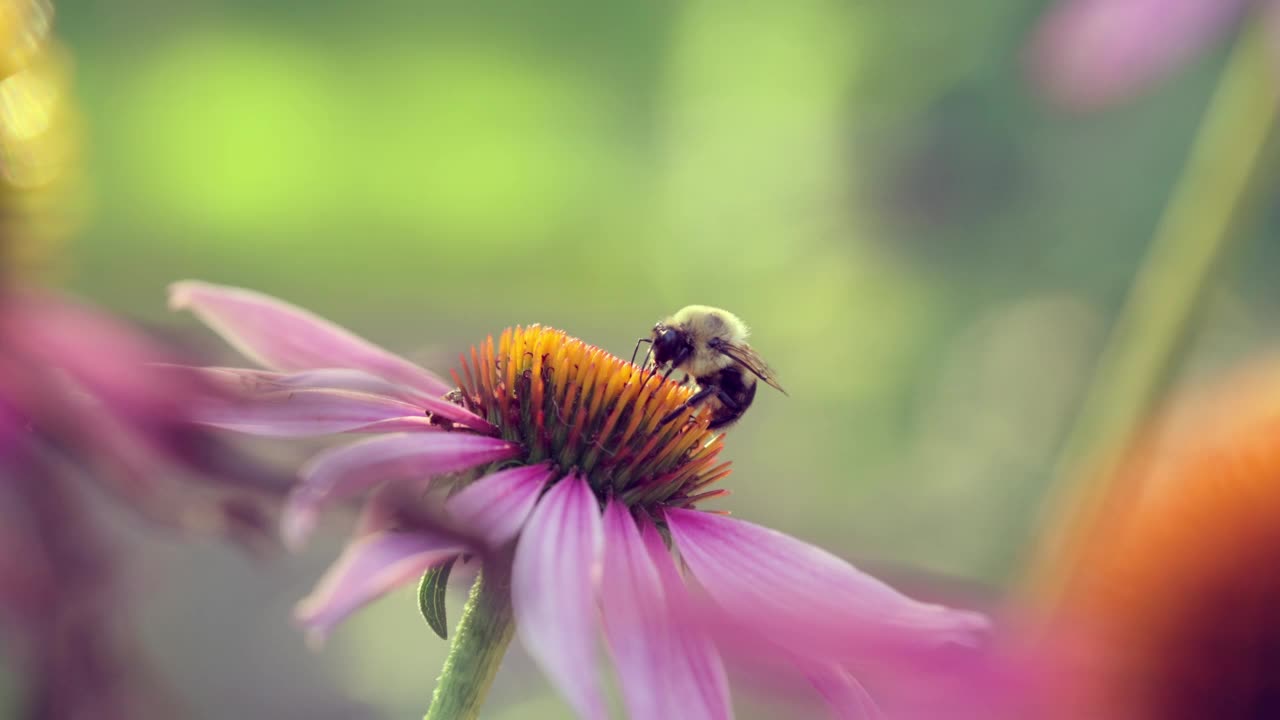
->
[[451, 325, 731, 512]]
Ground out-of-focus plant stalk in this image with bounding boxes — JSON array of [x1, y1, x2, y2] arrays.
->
[[1024, 21, 1280, 613], [423, 566, 515, 720]]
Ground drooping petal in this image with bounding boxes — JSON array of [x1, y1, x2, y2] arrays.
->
[[640, 521, 733, 720], [294, 531, 466, 643], [195, 388, 429, 437], [806, 665, 884, 720], [282, 433, 521, 550], [512, 474, 607, 720], [344, 416, 452, 433], [166, 365, 425, 405], [665, 509, 989, 665], [248, 368, 493, 431], [445, 463, 552, 546], [1029, 0, 1250, 109], [168, 365, 495, 434], [169, 281, 452, 397], [600, 502, 669, 720], [0, 396, 25, 453], [348, 481, 485, 552], [4, 295, 182, 418], [601, 503, 733, 720]]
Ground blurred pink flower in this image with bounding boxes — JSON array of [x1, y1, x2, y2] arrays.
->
[[0, 289, 288, 719], [0, 291, 284, 536], [0, 2, 290, 714], [171, 281, 999, 719], [1029, 0, 1261, 109], [0, 443, 179, 720]]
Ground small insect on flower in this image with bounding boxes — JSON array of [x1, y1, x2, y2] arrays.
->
[[634, 305, 787, 430]]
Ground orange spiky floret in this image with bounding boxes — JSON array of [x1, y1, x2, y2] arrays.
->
[[451, 325, 731, 510]]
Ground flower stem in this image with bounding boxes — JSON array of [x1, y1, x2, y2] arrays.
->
[[1023, 22, 1280, 612], [424, 564, 515, 720]]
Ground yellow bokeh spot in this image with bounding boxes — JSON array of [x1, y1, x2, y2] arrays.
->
[[0, 0, 52, 79], [0, 45, 74, 189]]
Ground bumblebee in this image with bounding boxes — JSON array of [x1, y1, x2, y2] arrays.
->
[[634, 305, 786, 429]]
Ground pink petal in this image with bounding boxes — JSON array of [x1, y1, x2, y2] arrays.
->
[[257, 369, 492, 431], [665, 509, 989, 665], [601, 503, 732, 720], [641, 522, 733, 719], [806, 665, 884, 720], [600, 502, 669, 720], [1029, 0, 1250, 109], [347, 416, 452, 433], [282, 433, 521, 550], [169, 281, 453, 397], [4, 295, 194, 421], [511, 474, 607, 720], [196, 387, 429, 437], [445, 463, 553, 546], [294, 531, 466, 643], [172, 365, 495, 434], [174, 365, 429, 405], [410, 395, 496, 434], [0, 398, 24, 453]]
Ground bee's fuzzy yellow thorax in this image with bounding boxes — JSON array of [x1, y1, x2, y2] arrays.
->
[[667, 306, 749, 378]]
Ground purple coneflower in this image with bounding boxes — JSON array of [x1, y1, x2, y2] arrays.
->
[[169, 280, 990, 719]]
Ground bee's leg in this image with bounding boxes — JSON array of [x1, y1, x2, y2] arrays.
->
[[711, 388, 741, 410], [660, 386, 714, 426], [660, 364, 678, 385], [631, 337, 652, 366], [705, 389, 748, 431], [637, 361, 661, 393]]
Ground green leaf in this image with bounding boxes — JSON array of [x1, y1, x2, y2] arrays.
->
[[418, 557, 456, 640]]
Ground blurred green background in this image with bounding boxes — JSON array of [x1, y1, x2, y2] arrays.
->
[[39, 0, 1280, 717]]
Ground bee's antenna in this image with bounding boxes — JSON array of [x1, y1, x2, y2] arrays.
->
[[630, 337, 652, 366]]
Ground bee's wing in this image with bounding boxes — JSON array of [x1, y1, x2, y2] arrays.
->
[[718, 341, 788, 395]]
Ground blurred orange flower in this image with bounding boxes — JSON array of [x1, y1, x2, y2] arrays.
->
[[1054, 357, 1280, 719]]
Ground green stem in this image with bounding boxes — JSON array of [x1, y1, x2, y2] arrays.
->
[[1024, 22, 1280, 611], [424, 565, 516, 720]]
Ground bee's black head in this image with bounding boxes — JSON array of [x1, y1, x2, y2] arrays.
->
[[651, 325, 692, 369]]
